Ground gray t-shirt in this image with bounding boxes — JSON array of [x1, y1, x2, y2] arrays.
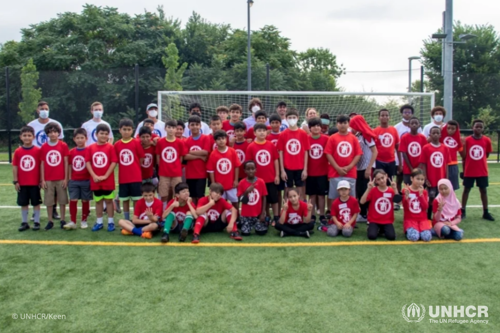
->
[[356, 134, 376, 170]]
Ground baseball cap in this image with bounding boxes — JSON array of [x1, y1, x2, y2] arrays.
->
[[337, 180, 351, 190], [146, 103, 158, 111]]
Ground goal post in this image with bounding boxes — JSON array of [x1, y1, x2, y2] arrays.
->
[[158, 91, 435, 128]]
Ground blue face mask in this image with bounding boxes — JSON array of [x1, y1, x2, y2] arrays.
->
[[434, 115, 443, 122], [321, 119, 330, 126]]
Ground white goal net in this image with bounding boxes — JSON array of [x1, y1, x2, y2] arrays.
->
[[158, 91, 435, 128]]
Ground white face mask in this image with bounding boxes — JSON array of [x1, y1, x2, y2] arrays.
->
[[148, 110, 158, 118], [39, 110, 49, 119], [434, 115, 443, 122], [402, 118, 410, 123], [287, 118, 298, 127], [93, 111, 103, 119], [251, 105, 261, 113]]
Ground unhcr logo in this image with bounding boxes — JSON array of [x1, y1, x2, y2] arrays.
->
[[402, 304, 489, 324], [402, 303, 426, 323]]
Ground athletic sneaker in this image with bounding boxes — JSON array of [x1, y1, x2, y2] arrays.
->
[[303, 231, 311, 239], [141, 231, 152, 239], [483, 212, 495, 221], [114, 198, 122, 214], [191, 234, 200, 244], [92, 223, 103, 232], [107, 223, 115, 232], [179, 229, 188, 242], [53, 207, 60, 220], [33, 223, 40, 231], [121, 229, 133, 236], [63, 222, 77, 230], [280, 231, 286, 238], [161, 232, 170, 243], [60, 220, 67, 229], [80, 221, 88, 229], [356, 215, 367, 223], [230, 231, 243, 241], [44, 221, 54, 230], [18, 223, 30, 232], [325, 210, 332, 220], [461, 208, 466, 219], [394, 203, 400, 211]]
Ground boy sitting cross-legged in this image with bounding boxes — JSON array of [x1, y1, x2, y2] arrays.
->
[[161, 182, 198, 243]]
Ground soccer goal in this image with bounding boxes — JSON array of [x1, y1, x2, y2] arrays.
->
[[158, 91, 435, 127]]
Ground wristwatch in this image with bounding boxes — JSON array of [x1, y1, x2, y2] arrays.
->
[[13, 181, 18, 185]]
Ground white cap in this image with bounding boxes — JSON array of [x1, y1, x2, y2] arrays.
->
[[337, 180, 351, 190], [146, 103, 158, 111]]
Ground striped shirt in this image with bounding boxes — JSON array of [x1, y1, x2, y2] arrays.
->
[[356, 134, 375, 170]]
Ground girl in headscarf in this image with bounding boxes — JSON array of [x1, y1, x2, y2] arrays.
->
[[432, 179, 463, 241]]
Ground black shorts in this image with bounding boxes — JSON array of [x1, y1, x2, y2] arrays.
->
[[463, 176, 489, 189], [277, 179, 286, 191], [285, 169, 304, 188], [265, 182, 279, 204], [118, 182, 142, 200], [375, 160, 396, 180], [306, 175, 329, 196], [187, 178, 207, 198], [17, 186, 42, 207], [202, 218, 227, 233]]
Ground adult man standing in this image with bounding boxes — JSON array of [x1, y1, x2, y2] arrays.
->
[[81, 101, 114, 146], [28, 101, 64, 147], [134, 103, 166, 138], [182, 102, 211, 137], [423, 106, 446, 138]]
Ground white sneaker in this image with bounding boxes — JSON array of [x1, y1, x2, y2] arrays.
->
[[63, 222, 77, 230], [356, 215, 367, 223], [81, 221, 88, 229]]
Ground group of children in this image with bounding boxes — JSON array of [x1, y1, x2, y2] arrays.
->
[[12, 99, 494, 243]]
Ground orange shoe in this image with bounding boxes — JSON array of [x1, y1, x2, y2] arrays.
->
[[141, 231, 152, 239], [121, 229, 133, 236]]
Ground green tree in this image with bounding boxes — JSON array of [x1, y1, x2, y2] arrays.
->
[[162, 43, 188, 91], [18, 59, 42, 124]]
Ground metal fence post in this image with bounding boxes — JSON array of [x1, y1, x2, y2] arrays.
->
[[135, 64, 139, 125], [6, 67, 12, 163], [497, 130, 499, 163]]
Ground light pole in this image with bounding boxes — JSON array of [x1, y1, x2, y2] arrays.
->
[[247, 0, 254, 92], [408, 56, 421, 92]]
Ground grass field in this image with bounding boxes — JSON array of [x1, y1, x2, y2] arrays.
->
[[1, 164, 499, 332]]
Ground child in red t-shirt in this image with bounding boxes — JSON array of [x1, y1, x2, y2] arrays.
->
[[118, 182, 163, 239], [245, 111, 270, 142], [217, 105, 229, 122], [40, 122, 69, 230], [440, 120, 463, 191], [65, 128, 92, 230], [360, 169, 401, 240], [192, 183, 241, 243], [135, 119, 160, 145], [433, 179, 463, 240], [419, 126, 450, 220], [275, 188, 314, 238], [328, 180, 360, 238], [14, 126, 43, 231], [399, 117, 428, 185], [160, 182, 197, 243], [207, 115, 224, 151], [401, 168, 431, 242], [277, 109, 310, 200], [138, 126, 157, 185], [86, 123, 118, 231], [232, 122, 250, 181], [460, 119, 494, 221], [267, 114, 281, 147], [237, 161, 268, 236], [223, 104, 243, 145], [176, 120, 185, 140], [373, 109, 401, 183]]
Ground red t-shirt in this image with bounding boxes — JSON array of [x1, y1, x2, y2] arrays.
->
[[184, 134, 211, 179], [324, 133, 362, 179], [233, 140, 250, 180], [156, 138, 186, 178], [399, 133, 428, 174], [69, 147, 90, 181], [222, 121, 236, 141], [135, 133, 159, 141], [141, 145, 156, 180], [134, 198, 163, 222], [308, 134, 329, 177], [197, 196, 233, 222], [245, 125, 271, 141], [206, 147, 242, 190], [420, 143, 450, 187], [277, 128, 310, 171], [246, 140, 279, 183], [366, 187, 395, 224], [402, 188, 429, 232], [266, 132, 280, 147], [464, 136, 492, 178], [166, 199, 196, 223], [374, 126, 400, 163], [441, 135, 463, 165], [330, 196, 360, 227], [207, 135, 219, 152], [114, 139, 145, 184], [85, 143, 118, 191], [282, 201, 309, 225], [432, 199, 462, 225], [13, 146, 41, 186], [40, 141, 69, 181], [237, 178, 268, 217]]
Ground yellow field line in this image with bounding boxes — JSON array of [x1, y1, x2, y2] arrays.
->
[[0, 238, 500, 248]]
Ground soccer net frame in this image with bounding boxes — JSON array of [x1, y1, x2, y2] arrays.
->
[[158, 91, 435, 128]]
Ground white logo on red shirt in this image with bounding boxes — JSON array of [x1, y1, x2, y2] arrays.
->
[[409, 197, 421, 214], [408, 142, 422, 158], [92, 152, 108, 168], [256, 150, 271, 166], [162, 147, 177, 163], [236, 149, 245, 164], [444, 137, 458, 148], [286, 139, 301, 155], [72, 156, 86, 171], [271, 139, 278, 146], [309, 144, 324, 159], [46, 150, 62, 167], [175, 212, 186, 222], [226, 130, 235, 139], [430, 152, 444, 168], [374, 197, 391, 215], [207, 209, 220, 221], [337, 141, 352, 158], [142, 153, 153, 168], [380, 133, 394, 148], [190, 145, 201, 152], [20, 155, 35, 172], [139, 212, 150, 220], [216, 158, 232, 175], [339, 208, 351, 223], [247, 189, 260, 206], [120, 149, 134, 166], [287, 213, 302, 224], [469, 145, 484, 161]]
